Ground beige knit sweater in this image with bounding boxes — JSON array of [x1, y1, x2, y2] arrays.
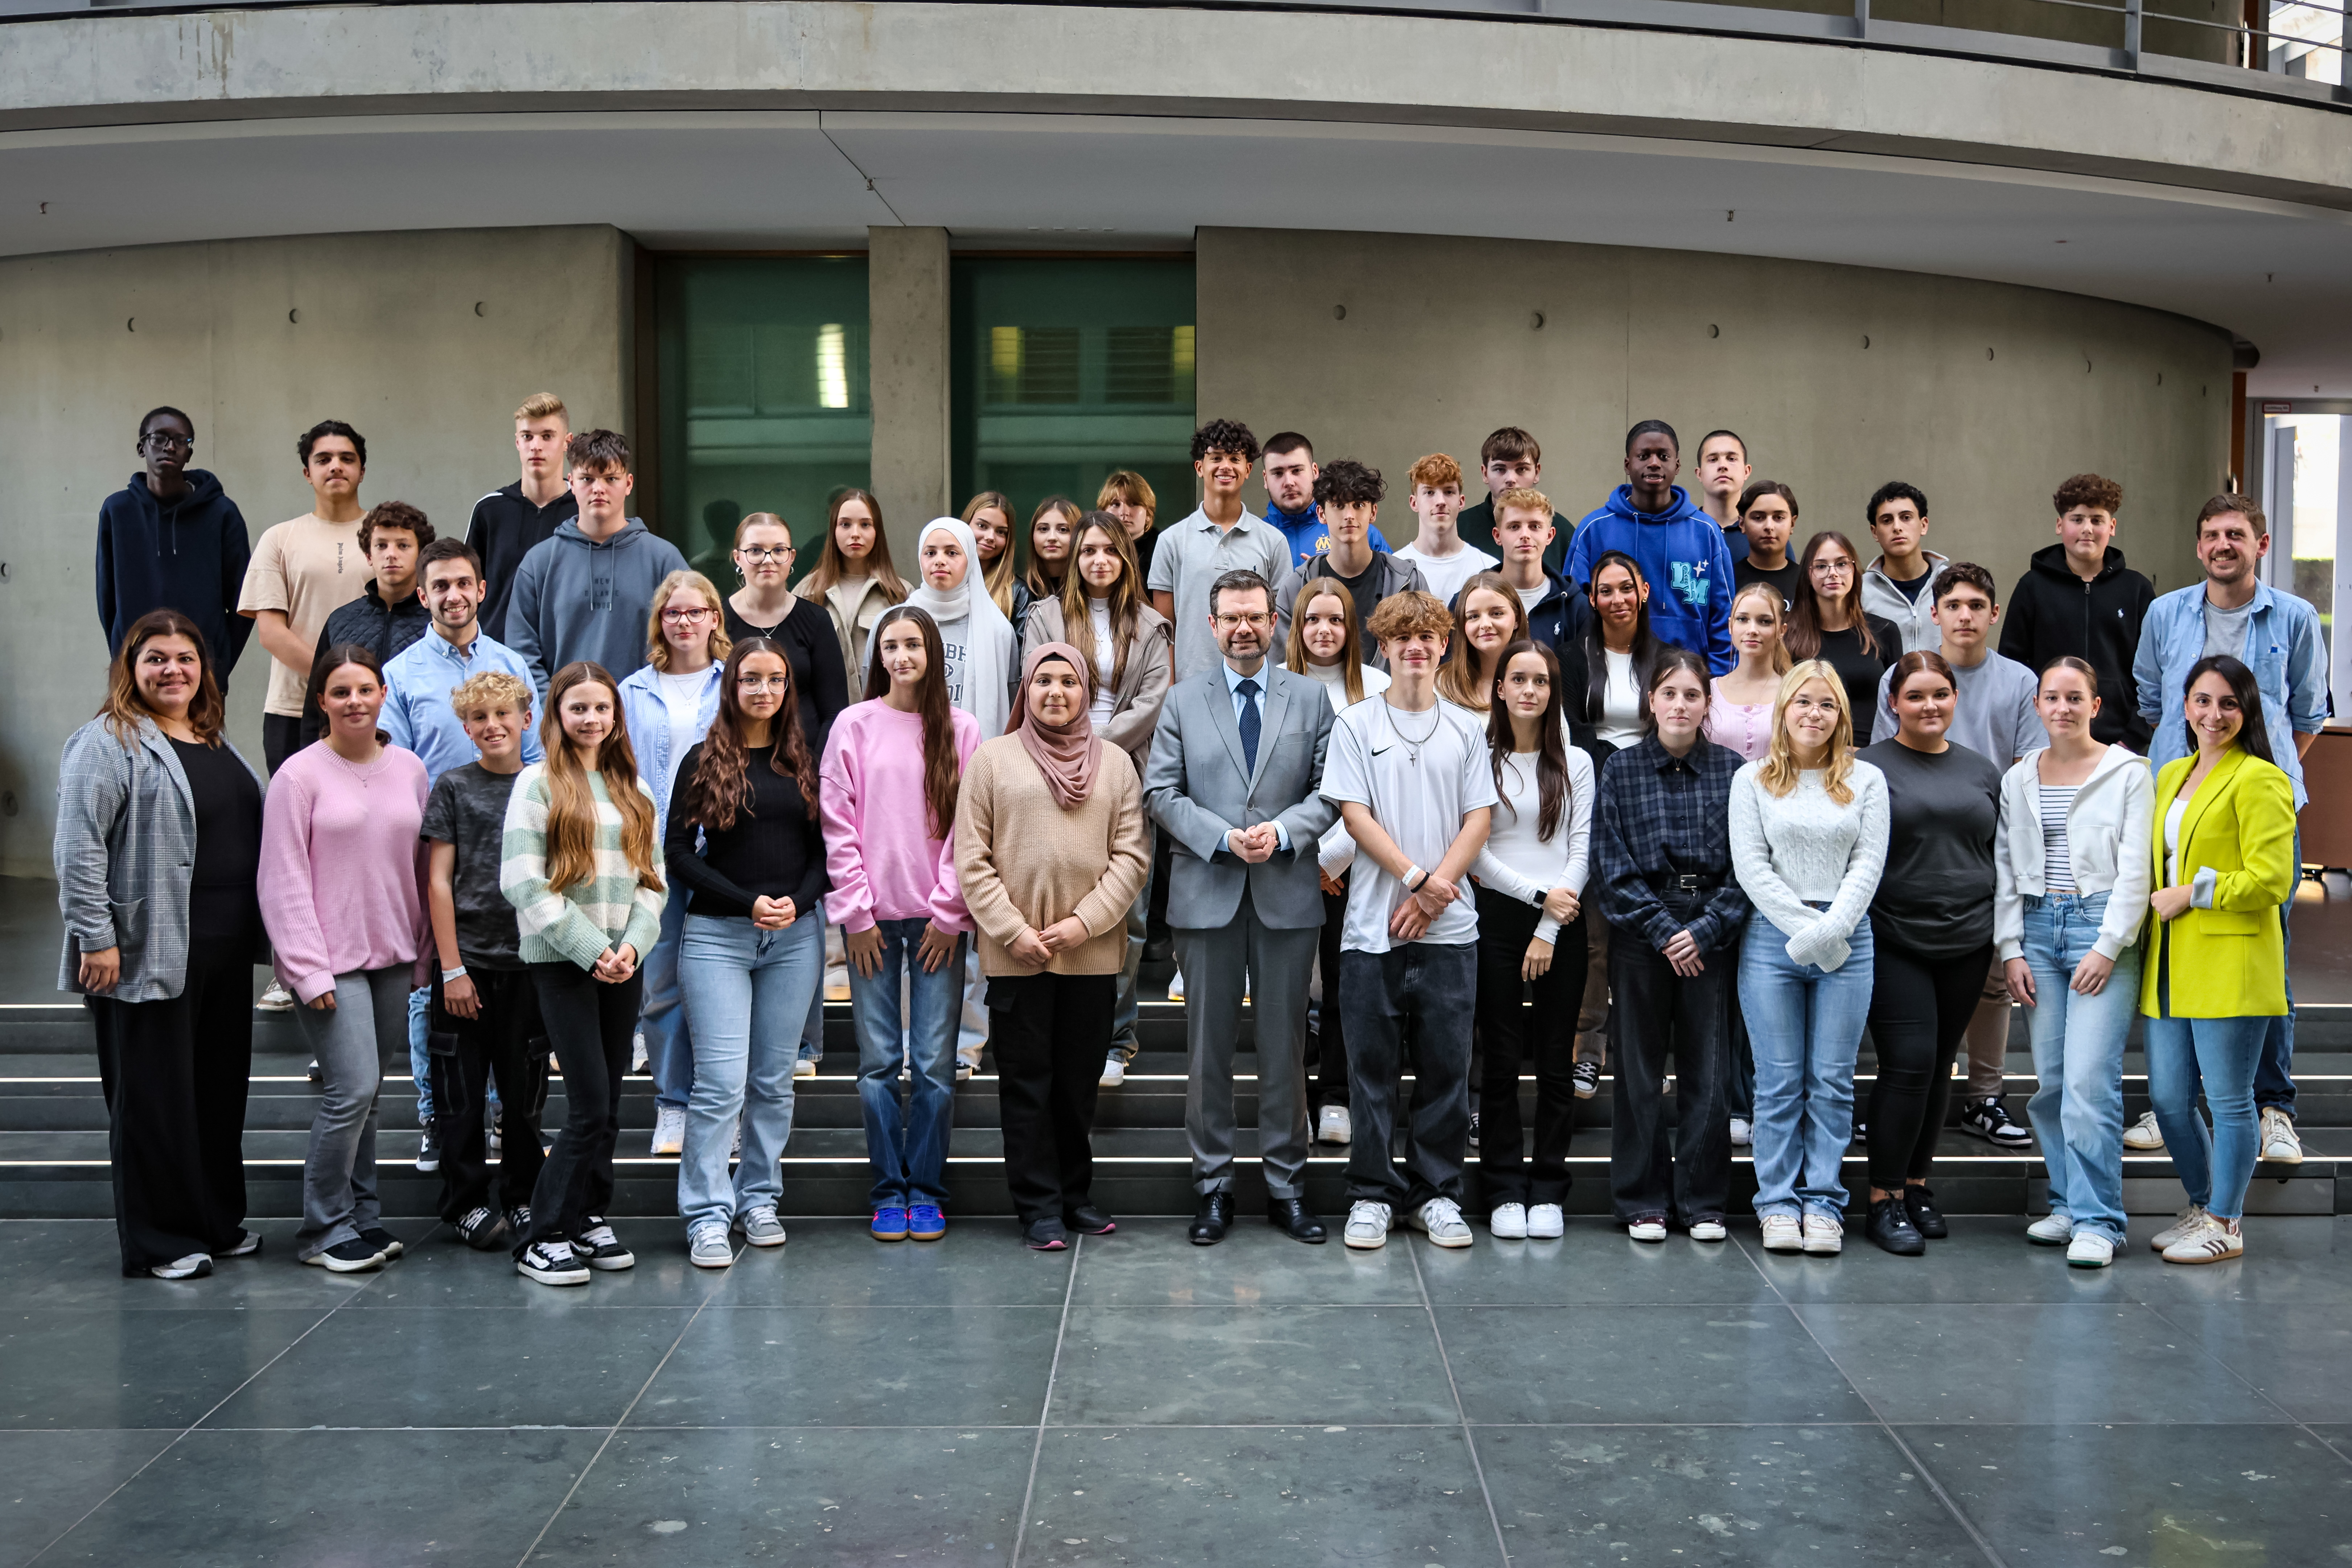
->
[[953, 734, 1150, 977]]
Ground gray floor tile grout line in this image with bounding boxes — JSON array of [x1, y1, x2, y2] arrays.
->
[[23, 1224, 415, 1567], [1008, 1230, 1085, 1568], [511, 1237, 736, 1568], [2131, 1291, 2352, 1473], [1405, 1238, 1515, 1567], [1726, 1230, 2012, 1568]]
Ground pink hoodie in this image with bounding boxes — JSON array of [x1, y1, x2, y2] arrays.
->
[[258, 742, 431, 1003], [819, 699, 979, 933]]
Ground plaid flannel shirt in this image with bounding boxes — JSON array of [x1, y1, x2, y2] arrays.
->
[[1593, 735, 1751, 954]]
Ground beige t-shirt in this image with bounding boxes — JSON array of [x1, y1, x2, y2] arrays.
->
[[236, 513, 371, 716]]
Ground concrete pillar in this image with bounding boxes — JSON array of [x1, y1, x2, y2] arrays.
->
[[868, 227, 952, 558]]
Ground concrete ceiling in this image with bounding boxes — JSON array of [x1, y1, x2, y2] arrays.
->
[[3, 106, 2349, 394]]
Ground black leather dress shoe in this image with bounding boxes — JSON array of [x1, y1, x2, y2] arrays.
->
[[1189, 1192, 1234, 1245], [1904, 1185, 1949, 1239], [1064, 1204, 1117, 1236], [1267, 1196, 1327, 1243]]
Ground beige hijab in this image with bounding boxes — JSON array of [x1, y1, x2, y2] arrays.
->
[[1010, 642, 1102, 810]]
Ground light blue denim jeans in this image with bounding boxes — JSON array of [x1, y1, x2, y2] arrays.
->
[[2145, 941, 2268, 1224], [849, 918, 967, 1210], [1741, 911, 1874, 1221], [641, 894, 692, 1112], [2018, 892, 2142, 1243], [675, 910, 823, 1231], [407, 985, 432, 1122]]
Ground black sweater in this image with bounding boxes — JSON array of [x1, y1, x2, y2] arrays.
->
[[663, 741, 828, 919], [723, 596, 852, 757], [301, 580, 433, 743], [1998, 544, 2156, 752]]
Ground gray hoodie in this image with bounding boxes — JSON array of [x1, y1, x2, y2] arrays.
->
[[506, 516, 690, 695], [1861, 548, 1950, 655]]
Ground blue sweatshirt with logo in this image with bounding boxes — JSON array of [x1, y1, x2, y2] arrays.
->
[[1266, 502, 1390, 569], [1564, 485, 1735, 674]]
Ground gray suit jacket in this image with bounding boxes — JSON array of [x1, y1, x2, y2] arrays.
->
[[1144, 664, 1338, 931]]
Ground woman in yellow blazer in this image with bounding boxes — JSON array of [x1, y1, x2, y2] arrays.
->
[[2141, 655, 2297, 1265]]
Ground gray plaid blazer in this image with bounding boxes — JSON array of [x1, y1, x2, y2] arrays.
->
[[55, 715, 266, 1003]]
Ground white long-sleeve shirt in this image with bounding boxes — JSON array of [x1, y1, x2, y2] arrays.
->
[[1728, 761, 1890, 972], [1471, 747, 1596, 942]]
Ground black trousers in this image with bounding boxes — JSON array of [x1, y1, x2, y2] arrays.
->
[[1477, 900, 1587, 1206], [1310, 884, 1351, 1110], [429, 967, 549, 1219], [88, 938, 254, 1275], [519, 961, 641, 1251], [262, 712, 304, 775], [990, 972, 1115, 1225], [1865, 938, 1996, 1190], [1607, 915, 1733, 1225], [1340, 942, 1477, 1209]]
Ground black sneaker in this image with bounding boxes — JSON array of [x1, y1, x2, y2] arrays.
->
[[1467, 1110, 1481, 1151], [1960, 1096, 2033, 1148], [1867, 1196, 1925, 1256], [415, 1117, 441, 1173], [1903, 1186, 1949, 1240], [306, 1057, 324, 1085], [1571, 1061, 1601, 1100], [576, 1218, 635, 1271], [1024, 1217, 1068, 1251], [516, 1239, 590, 1286], [359, 1226, 404, 1261], [486, 1107, 503, 1157], [304, 1236, 386, 1273], [455, 1206, 510, 1251], [504, 1205, 532, 1238]]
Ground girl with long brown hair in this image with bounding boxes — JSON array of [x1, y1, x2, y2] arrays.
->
[[1434, 570, 1529, 716], [1021, 495, 1084, 618], [1785, 530, 1903, 745], [59, 610, 268, 1279], [822, 605, 985, 1240], [665, 638, 828, 1266], [502, 660, 667, 1286], [964, 490, 1020, 617], [796, 487, 908, 678]]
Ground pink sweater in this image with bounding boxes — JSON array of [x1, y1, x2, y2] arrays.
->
[[819, 700, 980, 933], [259, 742, 431, 1003]]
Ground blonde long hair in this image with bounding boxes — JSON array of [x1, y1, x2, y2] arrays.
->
[[1060, 514, 1147, 691], [644, 569, 732, 673], [963, 491, 1020, 616], [542, 661, 664, 896], [1435, 571, 1528, 711], [1756, 659, 1856, 804], [1284, 578, 1369, 705], [1729, 581, 1792, 677]]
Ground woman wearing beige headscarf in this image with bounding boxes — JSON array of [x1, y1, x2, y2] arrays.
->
[[954, 643, 1150, 1251]]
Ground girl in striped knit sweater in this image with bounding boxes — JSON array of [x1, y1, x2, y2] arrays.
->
[[502, 660, 668, 1287]]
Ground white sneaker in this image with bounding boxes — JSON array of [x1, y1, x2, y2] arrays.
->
[[688, 1223, 734, 1268], [793, 1058, 818, 1080], [1488, 1201, 1528, 1239], [2163, 1213, 2244, 1265], [151, 1252, 213, 1280], [1689, 1219, 1727, 1243], [1409, 1197, 1473, 1248], [1343, 1200, 1393, 1250], [630, 1030, 648, 1074], [1760, 1214, 1804, 1252], [1165, 969, 1185, 1002], [2121, 1110, 2165, 1150], [1525, 1202, 1564, 1239], [1729, 1117, 1751, 1148], [1317, 1105, 1352, 1145], [2150, 1204, 2211, 1252], [1801, 1213, 1844, 1255], [1627, 1218, 1667, 1243], [2027, 1213, 2074, 1246], [2066, 1231, 2117, 1269], [1099, 1055, 1126, 1089], [2260, 1106, 2303, 1165], [256, 979, 296, 1012], [650, 1104, 684, 1157], [737, 1206, 786, 1247]]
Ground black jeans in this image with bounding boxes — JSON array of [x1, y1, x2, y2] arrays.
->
[[519, 961, 641, 1251], [1310, 884, 1351, 1110], [1865, 938, 1996, 1191], [262, 712, 304, 775], [1607, 913, 1734, 1225], [989, 972, 1115, 1225], [1340, 941, 1477, 1209], [429, 967, 549, 1219], [1476, 900, 1587, 1206], [89, 938, 254, 1274]]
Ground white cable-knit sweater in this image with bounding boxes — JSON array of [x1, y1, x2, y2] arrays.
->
[[1728, 761, 1890, 972]]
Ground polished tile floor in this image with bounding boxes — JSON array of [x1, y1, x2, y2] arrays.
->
[[8, 1213, 2352, 1567]]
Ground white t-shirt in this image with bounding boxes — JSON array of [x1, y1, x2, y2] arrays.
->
[[1393, 541, 1500, 610], [656, 669, 707, 770], [1597, 649, 1644, 750], [1299, 659, 1391, 713], [1086, 598, 1119, 728], [1320, 697, 1499, 953], [1514, 581, 1549, 617]]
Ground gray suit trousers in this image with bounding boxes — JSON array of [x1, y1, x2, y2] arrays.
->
[[1177, 885, 1318, 1198]]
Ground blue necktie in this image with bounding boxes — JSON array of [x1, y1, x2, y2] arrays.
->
[[1237, 677, 1262, 775]]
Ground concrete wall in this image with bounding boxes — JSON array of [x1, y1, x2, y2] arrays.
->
[[1199, 227, 2230, 601], [868, 227, 953, 551], [0, 225, 630, 876]]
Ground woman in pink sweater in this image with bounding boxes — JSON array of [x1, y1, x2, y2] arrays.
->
[[821, 605, 980, 1242], [259, 644, 429, 1273]]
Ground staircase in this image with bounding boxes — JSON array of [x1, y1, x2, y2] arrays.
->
[[4, 993, 2347, 1220]]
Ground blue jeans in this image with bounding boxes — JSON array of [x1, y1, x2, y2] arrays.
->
[[1740, 912, 1874, 1221], [2018, 893, 2142, 1244], [2254, 824, 2299, 1114], [849, 919, 966, 1209], [641, 894, 691, 1112], [2146, 933, 2267, 1223], [407, 985, 432, 1123], [675, 911, 823, 1231]]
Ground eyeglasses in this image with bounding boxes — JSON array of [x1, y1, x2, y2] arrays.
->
[[1214, 613, 1272, 629], [140, 432, 192, 453], [1810, 560, 1854, 577], [1786, 696, 1838, 712], [737, 546, 794, 564], [661, 608, 714, 625], [736, 675, 791, 692]]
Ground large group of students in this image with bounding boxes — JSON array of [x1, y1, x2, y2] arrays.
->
[[63, 393, 2322, 1283]]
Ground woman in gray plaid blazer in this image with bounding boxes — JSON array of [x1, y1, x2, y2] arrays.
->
[[57, 610, 268, 1280]]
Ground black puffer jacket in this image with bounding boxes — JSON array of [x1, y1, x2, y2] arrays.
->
[[1998, 544, 2156, 751]]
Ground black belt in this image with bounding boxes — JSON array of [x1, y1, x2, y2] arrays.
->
[[1650, 872, 1723, 894]]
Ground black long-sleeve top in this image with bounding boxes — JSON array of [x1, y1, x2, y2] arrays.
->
[[663, 741, 829, 919]]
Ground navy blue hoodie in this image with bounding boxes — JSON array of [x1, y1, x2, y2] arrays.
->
[[1564, 485, 1735, 674], [96, 469, 254, 674]]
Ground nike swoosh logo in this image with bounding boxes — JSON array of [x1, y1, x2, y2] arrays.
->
[[1371, 745, 1394, 756]]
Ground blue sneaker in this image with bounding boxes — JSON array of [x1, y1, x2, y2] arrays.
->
[[871, 1207, 909, 1242], [908, 1205, 946, 1242]]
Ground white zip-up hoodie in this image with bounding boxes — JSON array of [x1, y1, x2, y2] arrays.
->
[[1993, 743, 2155, 963]]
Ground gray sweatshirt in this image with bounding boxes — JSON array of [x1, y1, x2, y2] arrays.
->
[[505, 516, 690, 695]]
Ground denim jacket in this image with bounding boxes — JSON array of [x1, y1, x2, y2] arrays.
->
[[617, 662, 725, 833], [2131, 579, 2325, 808]]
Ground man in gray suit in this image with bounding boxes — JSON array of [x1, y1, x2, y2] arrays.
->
[[1145, 568, 1340, 1245]]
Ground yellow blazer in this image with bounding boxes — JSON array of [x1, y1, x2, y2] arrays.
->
[[2140, 747, 2296, 1019]]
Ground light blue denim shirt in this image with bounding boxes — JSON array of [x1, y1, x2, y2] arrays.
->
[[618, 661, 725, 832], [2132, 577, 2326, 808], [380, 628, 545, 788]]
